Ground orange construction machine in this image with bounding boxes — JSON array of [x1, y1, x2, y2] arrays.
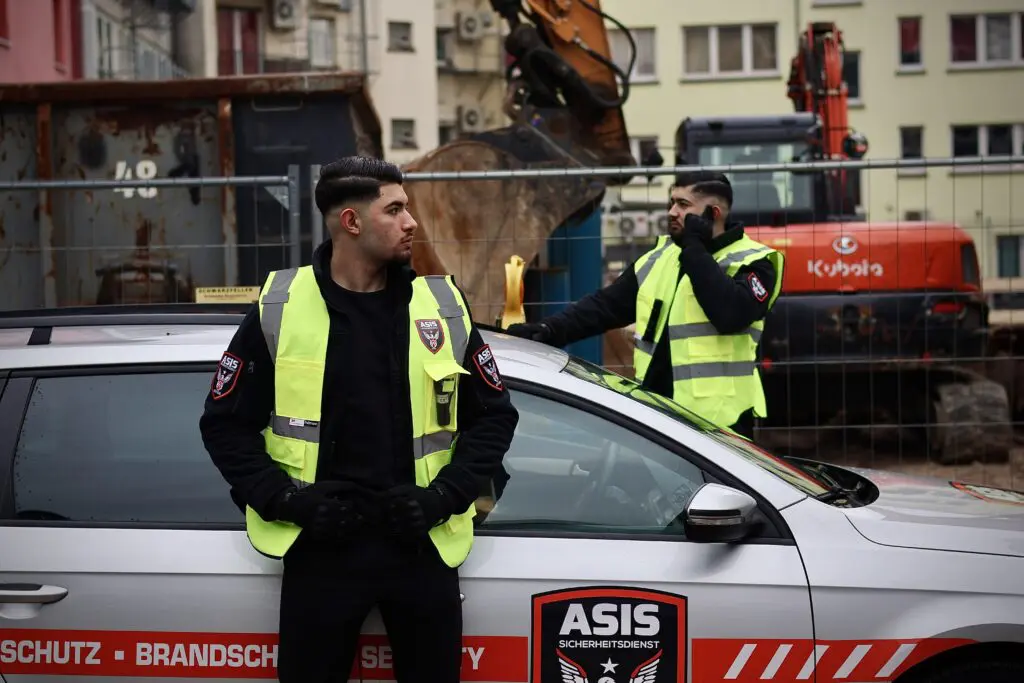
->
[[670, 23, 1011, 464]]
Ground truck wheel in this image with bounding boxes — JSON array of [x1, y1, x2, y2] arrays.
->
[[930, 378, 1013, 465], [905, 659, 1024, 683]]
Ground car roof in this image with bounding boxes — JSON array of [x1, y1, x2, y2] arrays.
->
[[0, 304, 571, 375]]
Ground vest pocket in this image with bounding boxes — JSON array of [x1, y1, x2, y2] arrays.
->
[[682, 337, 737, 398], [423, 360, 469, 435]]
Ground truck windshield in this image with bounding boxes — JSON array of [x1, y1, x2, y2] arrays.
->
[[697, 141, 814, 214], [561, 358, 832, 497]]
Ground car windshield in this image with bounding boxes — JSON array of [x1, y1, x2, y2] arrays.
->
[[561, 358, 832, 497]]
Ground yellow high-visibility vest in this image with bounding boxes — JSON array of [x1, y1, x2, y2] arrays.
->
[[632, 234, 784, 428], [246, 265, 477, 568]]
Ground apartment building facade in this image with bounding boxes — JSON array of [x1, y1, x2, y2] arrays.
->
[[599, 0, 1024, 278], [0, 0, 81, 83]]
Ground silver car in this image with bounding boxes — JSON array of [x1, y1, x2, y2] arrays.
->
[[1, 306, 1022, 683]]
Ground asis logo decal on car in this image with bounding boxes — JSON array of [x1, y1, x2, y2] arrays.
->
[[530, 586, 686, 683], [951, 481, 1024, 506], [211, 352, 242, 400], [416, 319, 445, 353]]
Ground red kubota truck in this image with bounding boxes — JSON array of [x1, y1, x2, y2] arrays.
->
[[671, 23, 1011, 465]]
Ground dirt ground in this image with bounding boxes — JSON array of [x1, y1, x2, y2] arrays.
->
[[755, 427, 1024, 491]]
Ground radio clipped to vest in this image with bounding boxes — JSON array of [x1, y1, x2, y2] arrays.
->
[[434, 377, 457, 427], [641, 299, 664, 345]]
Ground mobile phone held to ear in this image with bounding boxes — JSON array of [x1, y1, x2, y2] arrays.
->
[[702, 205, 717, 222]]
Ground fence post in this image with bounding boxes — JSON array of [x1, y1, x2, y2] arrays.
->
[[309, 164, 323, 262], [287, 164, 302, 268]]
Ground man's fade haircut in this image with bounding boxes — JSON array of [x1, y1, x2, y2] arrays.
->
[[672, 170, 733, 209], [314, 156, 404, 216]]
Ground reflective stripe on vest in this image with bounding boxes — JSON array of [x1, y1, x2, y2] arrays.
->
[[245, 266, 477, 567], [632, 233, 784, 428]]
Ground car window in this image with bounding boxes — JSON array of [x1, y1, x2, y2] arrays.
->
[[477, 389, 707, 535], [6, 371, 241, 526], [560, 357, 832, 497]]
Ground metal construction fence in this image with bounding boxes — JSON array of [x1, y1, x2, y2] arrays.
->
[[2, 155, 1023, 491]]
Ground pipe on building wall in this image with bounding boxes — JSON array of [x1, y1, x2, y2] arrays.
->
[[359, 0, 369, 73]]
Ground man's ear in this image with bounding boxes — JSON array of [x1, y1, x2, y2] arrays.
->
[[338, 207, 360, 236]]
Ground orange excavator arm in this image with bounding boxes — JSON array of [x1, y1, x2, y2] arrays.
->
[[491, 0, 636, 168], [785, 22, 868, 215], [403, 1, 637, 326]]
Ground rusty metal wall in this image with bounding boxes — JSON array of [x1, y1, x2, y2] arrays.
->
[[0, 170, 297, 309], [46, 102, 225, 307], [0, 106, 43, 308]]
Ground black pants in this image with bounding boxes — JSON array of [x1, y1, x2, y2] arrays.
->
[[277, 534, 463, 683]]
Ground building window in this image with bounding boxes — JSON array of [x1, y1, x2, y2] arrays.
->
[[898, 17, 922, 68], [95, 12, 116, 78], [436, 28, 454, 64], [608, 28, 656, 81], [438, 124, 456, 145], [950, 13, 1024, 65], [843, 50, 861, 102], [631, 136, 660, 166], [217, 8, 261, 76], [997, 235, 1022, 278], [900, 126, 923, 158], [391, 119, 417, 149], [309, 17, 336, 68], [951, 124, 1024, 158], [388, 21, 414, 52], [682, 24, 778, 78]]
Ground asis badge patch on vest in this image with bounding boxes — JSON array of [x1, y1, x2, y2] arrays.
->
[[211, 352, 243, 400], [416, 319, 445, 353], [473, 344, 503, 390], [747, 272, 769, 302], [530, 586, 687, 683]]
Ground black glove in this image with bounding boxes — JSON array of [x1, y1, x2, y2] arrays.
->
[[675, 206, 716, 248], [505, 321, 553, 343], [272, 481, 369, 541], [385, 483, 454, 536]]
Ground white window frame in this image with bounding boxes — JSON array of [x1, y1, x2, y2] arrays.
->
[[308, 17, 336, 68], [949, 123, 1024, 173], [681, 23, 779, 81], [387, 21, 414, 53], [391, 118, 418, 150], [223, 8, 265, 75], [843, 49, 862, 105], [995, 234, 1024, 278], [896, 16, 924, 73], [949, 13, 1024, 69], [629, 136, 661, 185], [608, 27, 657, 83], [899, 126, 924, 159], [95, 10, 118, 79]]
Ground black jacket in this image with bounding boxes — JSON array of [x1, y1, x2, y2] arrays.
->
[[541, 223, 779, 399], [199, 239, 519, 521]]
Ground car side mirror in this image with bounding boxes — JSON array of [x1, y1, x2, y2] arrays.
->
[[683, 483, 758, 543]]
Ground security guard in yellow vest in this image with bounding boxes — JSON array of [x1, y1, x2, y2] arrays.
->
[[199, 156, 518, 683], [507, 171, 783, 438]]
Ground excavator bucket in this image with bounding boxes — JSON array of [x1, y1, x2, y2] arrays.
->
[[403, 138, 604, 326]]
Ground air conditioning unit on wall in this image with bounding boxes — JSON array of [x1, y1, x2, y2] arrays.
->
[[272, 0, 299, 30], [458, 105, 483, 133], [456, 12, 483, 41]]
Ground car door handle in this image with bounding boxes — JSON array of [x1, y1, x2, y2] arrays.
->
[[0, 583, 69, 605]]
